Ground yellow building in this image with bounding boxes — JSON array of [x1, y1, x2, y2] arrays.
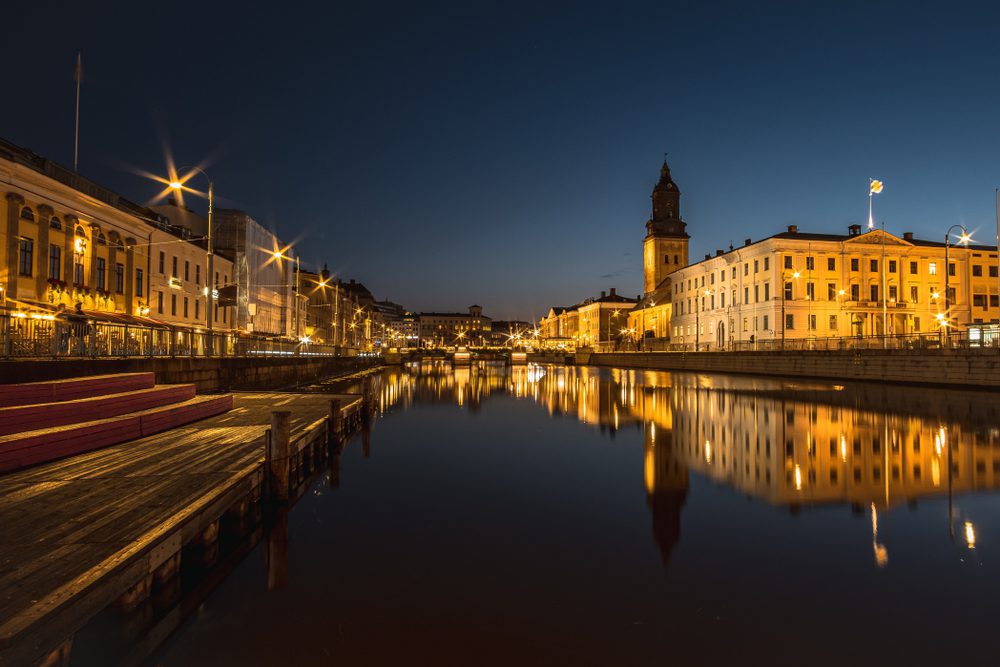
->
[[628, 159, 689, 348], [669, 225, 1000, 350], [1, 137, 234, 329]]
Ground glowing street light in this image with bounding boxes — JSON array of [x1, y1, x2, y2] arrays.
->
[[943, 224, 971, 342], [168, 168, 215, 344]]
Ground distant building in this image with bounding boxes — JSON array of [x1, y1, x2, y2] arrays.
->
[[538, 289, 636, 350], [213, 209, 291, 336], [418, 305, 492, 347], [489, 319, 532, 347]]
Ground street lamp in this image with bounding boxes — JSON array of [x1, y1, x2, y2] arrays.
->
[[780, 271, 801, 350], [944, 224, 971, 343], [169, 168, 214, 351]]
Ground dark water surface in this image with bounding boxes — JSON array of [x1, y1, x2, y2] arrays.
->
[[90, 364, 1000, 665]]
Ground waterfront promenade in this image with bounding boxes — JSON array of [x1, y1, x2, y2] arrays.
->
[[552, 348, 1000, 389], [0, 391, 364, 666]]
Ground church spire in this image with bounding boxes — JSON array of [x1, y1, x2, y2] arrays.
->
[[647, 157, 686, 237]]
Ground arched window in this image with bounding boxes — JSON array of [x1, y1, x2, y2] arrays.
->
[[75, 226, 86, 236], [20, 207, 35, 221], [115, 240, 124, 250], [97, 233, 107, 245], [50, 217, 63, 230]]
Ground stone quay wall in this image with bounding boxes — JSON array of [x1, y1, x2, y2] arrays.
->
[[571, 349, 1000, 390], [0, 356, 380, 393]]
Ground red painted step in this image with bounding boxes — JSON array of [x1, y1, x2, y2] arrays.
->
[[0, 384, 197, 436], [0, 394, 234, 473], [0, 373, 156, 408]]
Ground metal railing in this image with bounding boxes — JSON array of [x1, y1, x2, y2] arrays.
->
[[1, 312, 349, 359], [662, 330, 999, 353]]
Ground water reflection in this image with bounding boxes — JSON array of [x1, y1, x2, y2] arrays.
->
[[377, 361, 1000, 565]]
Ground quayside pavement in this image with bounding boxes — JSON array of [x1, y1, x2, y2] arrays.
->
[[0, 391, 364, 666]]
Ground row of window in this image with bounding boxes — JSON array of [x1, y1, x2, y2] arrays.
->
[[18, 237, 148, 297], [157, 251, 202, 284], [152, 292, 229, 323], [672, 281, 1000, 317], [19, 207, 126, 248], [677, 312, 934, 337], [677, 257, 998, 295]]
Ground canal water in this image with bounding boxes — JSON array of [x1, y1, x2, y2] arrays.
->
[[80, 363, 1000, 665]]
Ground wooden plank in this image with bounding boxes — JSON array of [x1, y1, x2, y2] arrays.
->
[[0, 391, 361, 665]]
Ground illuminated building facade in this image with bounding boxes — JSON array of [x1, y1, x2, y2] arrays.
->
[[1, 136, 233, 329], [669, 225, 1000, 350], [627, 160, 688, 347], [575, 289, 637, 348], [418, 305, 492, 347], [213, 209, 290, 336]]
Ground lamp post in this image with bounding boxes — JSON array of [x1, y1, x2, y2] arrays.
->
[[780, 271, 800, 350], [944, 224, 971, 344], [168, 168, 214, 353]]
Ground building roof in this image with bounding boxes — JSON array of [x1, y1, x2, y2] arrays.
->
[[420, 312, 493, 320]]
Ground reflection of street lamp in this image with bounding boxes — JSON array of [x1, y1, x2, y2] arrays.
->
[[943, 224, 971, 341], [169, 168, 214, 340]]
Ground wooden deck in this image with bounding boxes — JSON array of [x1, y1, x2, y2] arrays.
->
[[0, 391, 363, 666]]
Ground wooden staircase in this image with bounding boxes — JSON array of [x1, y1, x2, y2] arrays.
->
[[0, 373, 233, 473]]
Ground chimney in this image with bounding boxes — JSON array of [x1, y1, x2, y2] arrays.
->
[[705, 254, 711, 260], [716, 249, 724, 257], [600, 290, 606, 299], [609, 287, 617, 296], [903, 232, 914, 241], [787, 225, 798, 234], [744, 238, 752, 246]]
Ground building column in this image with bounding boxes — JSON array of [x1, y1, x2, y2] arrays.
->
[[125, 238, 136, 315], [63, 215, 78, 289], [35, 204, 53, 299], [5, 192, 24, 302], [107, 233, 118, 311], [88, 224, 101, 291]]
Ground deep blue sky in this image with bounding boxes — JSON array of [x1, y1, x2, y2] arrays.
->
[[4, 2, 1000, 320]]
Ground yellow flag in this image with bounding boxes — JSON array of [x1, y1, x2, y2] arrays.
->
[[870, 180, 884, 195]]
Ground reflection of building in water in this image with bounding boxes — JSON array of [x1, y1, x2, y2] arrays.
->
[[643, 422, 688, 567], [669, 381, 1000, 508], [376, 363, 1000, 511]]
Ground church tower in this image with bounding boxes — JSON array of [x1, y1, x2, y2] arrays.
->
[[643, 159, 689, 294]]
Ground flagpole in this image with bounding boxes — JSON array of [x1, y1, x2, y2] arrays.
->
[[868, 178, 874, 229], [73, 51, 81, 173], [881, 220, 888, 347]]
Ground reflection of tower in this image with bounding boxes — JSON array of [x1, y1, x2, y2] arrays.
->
[[643, 425, 689, 568]]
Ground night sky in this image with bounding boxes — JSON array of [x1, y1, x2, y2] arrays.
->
[[4, 2, 1000, 321]]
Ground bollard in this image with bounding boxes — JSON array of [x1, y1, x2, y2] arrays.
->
[[269, 411, 292, 501], [329, 399, 342, 444]]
